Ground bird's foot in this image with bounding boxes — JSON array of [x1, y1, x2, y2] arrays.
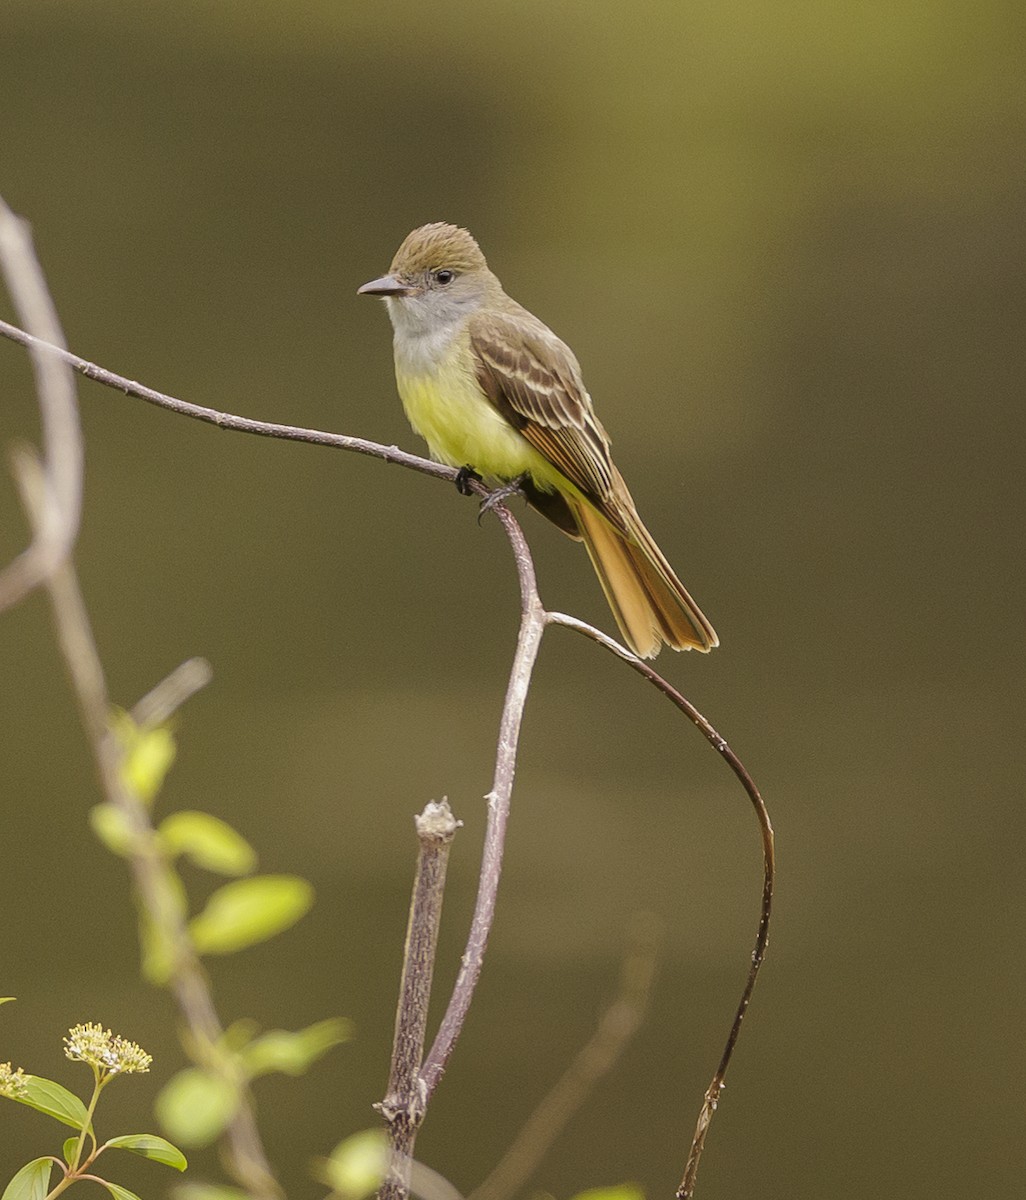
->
[[454, 465, 483, 496], [478, 474, 528, 524]]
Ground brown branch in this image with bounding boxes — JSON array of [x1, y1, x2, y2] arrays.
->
[[418, 502, 548, 1099], [0, 200, 83, 613], [0, 315, 452, 484], [378, 800, 461, 1200]]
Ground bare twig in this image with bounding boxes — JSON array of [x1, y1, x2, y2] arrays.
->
[[0, 316, 452, 484], [0, 200, 82, 613], [130, 656, 214, 729], [378, 801, 461, 1200], [470, 914, 661, 1200], [419, 503, 548, 1099]]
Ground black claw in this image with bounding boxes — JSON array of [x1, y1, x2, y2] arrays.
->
[[454, 465, 483, 496], [477, 474, 528, 524]]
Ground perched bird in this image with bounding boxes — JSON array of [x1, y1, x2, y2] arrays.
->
[[358, 223, 717, 658]]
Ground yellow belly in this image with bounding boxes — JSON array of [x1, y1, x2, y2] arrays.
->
[[396, 350, 551, 484]]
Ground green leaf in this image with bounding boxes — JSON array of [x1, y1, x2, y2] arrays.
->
[[62, 1137, 80, 1165], [159, 811, 257, 876], [240, 1018, 352, 1079], [105, 1133, 187, 1171], [188, 875, 313, 954], [1, 1158, 53, 1200], [110, 709, 177, 804], [570, 1187, 645, 1200], [155, 1068, 238, 1148], [0, 997, 15, 1006], [99, 1183, 143, 1200], [90, 802, 135, 856], [139, 908, 176, 986], [220, 1019, 260, 1053], [138, 869, 190, 985], [12, 1075, 91, 1132], [315, 1130, 387, 1199]]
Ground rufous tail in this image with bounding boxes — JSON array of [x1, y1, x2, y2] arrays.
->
[[569, 498, 718, 659]]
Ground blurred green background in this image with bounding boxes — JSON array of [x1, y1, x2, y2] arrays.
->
[[2, 1, 1023, 1197]]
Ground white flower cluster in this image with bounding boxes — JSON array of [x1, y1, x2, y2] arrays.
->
[[63, 1022, 152, 1076], [0, 1061, 28, 1098]]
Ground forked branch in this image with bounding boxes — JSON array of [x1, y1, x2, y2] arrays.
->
[[378, 801, 461, 1200], [419, 501, 547, 1097]]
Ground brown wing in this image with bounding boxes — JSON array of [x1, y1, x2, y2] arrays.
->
[[471, 307, 718, 654], [470, 307, 619, 515]]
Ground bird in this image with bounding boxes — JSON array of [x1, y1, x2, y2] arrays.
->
[[358, 222, 717, 658]]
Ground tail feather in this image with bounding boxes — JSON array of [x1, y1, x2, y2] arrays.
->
[[569, 497, 718, 658]]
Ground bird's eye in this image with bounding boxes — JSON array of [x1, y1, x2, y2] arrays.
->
[[434, 269, 455, 285]]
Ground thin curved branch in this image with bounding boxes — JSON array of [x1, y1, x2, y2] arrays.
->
[[547, 612, 774, 1200], [0, 200, 83, 613], [0, 316, 452, 483]]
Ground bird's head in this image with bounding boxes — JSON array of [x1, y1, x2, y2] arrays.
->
[[358, 223, 498, 336]]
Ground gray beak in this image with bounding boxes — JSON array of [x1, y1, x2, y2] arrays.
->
[[357, 274, 410, 297]]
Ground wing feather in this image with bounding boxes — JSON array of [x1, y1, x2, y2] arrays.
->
[[470, 309, 617, 507]]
